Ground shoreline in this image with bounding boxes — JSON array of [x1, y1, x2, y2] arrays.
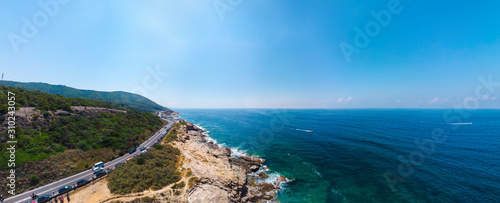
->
[[67, 118, 290, 203], [177, 120, 289, 202]]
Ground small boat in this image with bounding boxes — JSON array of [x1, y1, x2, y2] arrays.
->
[[297, 129, 313, 133]]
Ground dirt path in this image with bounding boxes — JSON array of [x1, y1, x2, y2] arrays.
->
[[69, 178, 111, 203]]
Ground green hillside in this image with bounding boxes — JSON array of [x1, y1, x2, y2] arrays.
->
[[1, 80, 168, 113], [0, 86, 165, 193]]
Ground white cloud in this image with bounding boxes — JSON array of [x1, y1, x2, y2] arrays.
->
[[313, 100, 330, 105], [337, 96, 352, 103], [431, 97, 439, 103], [482, 94, 498, 101]]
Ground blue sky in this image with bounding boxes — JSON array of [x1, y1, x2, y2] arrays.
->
[[1, 0, 499, 108]]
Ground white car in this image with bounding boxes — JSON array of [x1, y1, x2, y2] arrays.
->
[[92, 167, 103, 174], [92, 162, 104, 171]]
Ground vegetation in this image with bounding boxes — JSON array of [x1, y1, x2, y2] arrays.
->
[[185, 168, 192, 177], [127, 196, 161, 203], [0, 85, 119, 113], [29, 175, 39, 186], [163, 123, 180, 143], [153, 144, 164, 150], [0, 148, 118, 194], [1, 81, 170, 112], [188, 177, 199, 188], [0, 85, 163, 167], [0, 86, 166, 195], [171, 181, 185, 189], [0, 109, 162, 168], [107, 145, 181, 194]]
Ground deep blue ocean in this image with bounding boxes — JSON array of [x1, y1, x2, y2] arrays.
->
[[178, 109, 500, 202]]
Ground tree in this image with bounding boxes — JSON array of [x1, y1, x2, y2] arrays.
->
[[29, 175, 39, 186], [137, 157, 145, 165], [0, 104, 7, 114], [62, 102, 72, 112]]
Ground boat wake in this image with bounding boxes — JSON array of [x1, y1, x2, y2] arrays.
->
[[448, 122, 473, 125], [296, 129, 314, 133]]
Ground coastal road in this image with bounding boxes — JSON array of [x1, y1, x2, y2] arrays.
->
[[4, 119, 174, 203]]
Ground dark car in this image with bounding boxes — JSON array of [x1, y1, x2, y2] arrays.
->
[[76, 179, 89, 186], [37, 195, 52, 202], [140, 147, 146, 151], [115, 163, 124, 167], [129, 147, 137, 154], [58, 186, 72, 194], [95, 171, 107, 178]]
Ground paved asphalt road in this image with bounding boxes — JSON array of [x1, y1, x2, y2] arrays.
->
[[5, 119, 174, 203]]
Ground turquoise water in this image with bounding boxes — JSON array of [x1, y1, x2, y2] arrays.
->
[[178, 109, 500, 202]]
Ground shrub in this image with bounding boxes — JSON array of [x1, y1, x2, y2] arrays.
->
[[185, 168, 192, 177], [107, 145, 181, 194], [188, 177, 199, 188], [163, 124, 180, 143], [29, 175, 39, 186], [131, 197, 158, 203], [153, 144, 164, 150], [171, 181, 185, 189], [137, 157, 145, 165]]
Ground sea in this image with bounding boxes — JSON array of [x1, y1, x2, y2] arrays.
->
[[178, 109, 500, 202]]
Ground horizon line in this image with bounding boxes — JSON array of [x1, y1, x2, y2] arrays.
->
[[168, 107, 500, 110]]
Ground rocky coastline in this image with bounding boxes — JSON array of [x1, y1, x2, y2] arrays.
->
[[177, 121, 289, 202]]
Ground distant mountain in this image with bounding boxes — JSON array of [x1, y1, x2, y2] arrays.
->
[[1, 80, 169, 113]]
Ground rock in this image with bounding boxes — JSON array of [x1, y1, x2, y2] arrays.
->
[[279, 176, 288, 182], [249, 165, 260, 172], [188, 184, 230, 203], [186, 122, 197, 131], [55, 111, 72, 116], [219, 147, 232, 157], [240, 155, 265, 165], [258, 172, 269, 178], [259, 182, 276, 193], [262, 195, 274, 200], [176, 120, 287, 203]]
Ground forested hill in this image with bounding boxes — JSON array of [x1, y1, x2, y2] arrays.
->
[[0, 85, 164, 165], [0, 85, 119, 113], [0, 86, 165, 193], [1, 80, 168, 113]]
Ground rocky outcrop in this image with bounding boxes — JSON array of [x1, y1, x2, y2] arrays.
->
[[174, 121, 288, 203], [0, 106, 126, 137], [188, 184, 230, 203], [185, 122, 198, 131], [230, 155, 265, 173], [72, 106, 126, 117]]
